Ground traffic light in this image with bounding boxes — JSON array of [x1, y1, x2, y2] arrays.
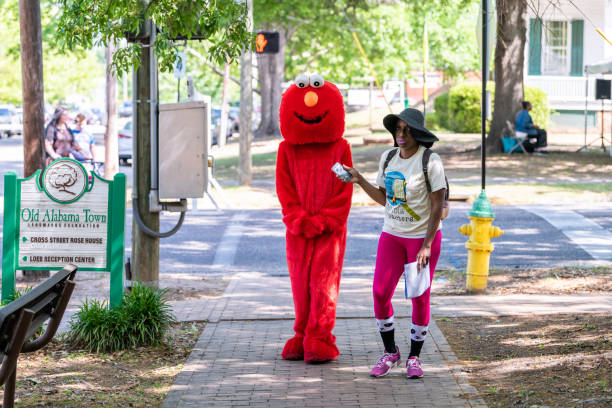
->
[[255, 31, 279, 54]]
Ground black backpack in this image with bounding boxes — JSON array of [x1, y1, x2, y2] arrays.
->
[[382, 148, 450, 217]]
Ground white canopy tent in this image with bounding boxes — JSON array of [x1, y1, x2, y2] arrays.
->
[[583, 60, 612, 154]]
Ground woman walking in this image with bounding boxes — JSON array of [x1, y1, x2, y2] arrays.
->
[[44, 106, 78, 165], [341, 108, 447, 378]]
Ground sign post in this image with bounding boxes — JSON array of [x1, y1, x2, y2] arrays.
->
[[174, 51, 186, 102], [2, 159, 126, 307]]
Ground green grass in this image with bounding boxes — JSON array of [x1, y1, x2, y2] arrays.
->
[[214, 151, 277, 180], [556, 183, 612, 193]]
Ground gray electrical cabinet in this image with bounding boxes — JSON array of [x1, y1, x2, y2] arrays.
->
[[158, 101, 209, 199]]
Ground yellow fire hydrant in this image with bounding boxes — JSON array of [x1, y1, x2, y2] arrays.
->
[[458, 190, 504, 292]]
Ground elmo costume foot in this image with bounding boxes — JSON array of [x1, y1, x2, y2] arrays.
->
[[281, 336, 304, 360], [304, 337, 339, 364]]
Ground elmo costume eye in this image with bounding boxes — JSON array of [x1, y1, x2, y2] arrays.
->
[[309, 74, 324, 88], [295, 74, 309, 88]]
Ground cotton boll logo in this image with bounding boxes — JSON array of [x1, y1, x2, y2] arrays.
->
[[49, 164, 77, 194], [43, 159, 87, 203]]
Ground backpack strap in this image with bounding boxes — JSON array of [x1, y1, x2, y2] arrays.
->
[[422, 148, 450, 200], [422, 148, 433, 194], [382, 148, 398, 175]]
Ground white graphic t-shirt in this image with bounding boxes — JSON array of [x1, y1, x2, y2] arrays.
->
[[376, 146, 446, 237]]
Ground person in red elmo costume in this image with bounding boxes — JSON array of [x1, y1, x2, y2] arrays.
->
[[276, 73, 353, 363]]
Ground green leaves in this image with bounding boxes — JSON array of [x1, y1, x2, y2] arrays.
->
[[66, 283, 176, 353], [54, 0, 253, 75], [254, 0, 480, 85], [434, 83, 550, 133]]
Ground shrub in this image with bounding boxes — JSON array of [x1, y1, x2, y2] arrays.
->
[[0, 287, 33, 306], [433, 92, 450, 129], [66, 283, 176, 353], [448, 84, 482, 133], [121, 283, 176, 347], [434, 83, 549, 133], [425, 112, 439, 130], [524, 86, 550, 128], [447, 83, 496, 133]]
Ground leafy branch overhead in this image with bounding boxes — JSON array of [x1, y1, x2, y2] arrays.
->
[[54, 0, 254, 75]]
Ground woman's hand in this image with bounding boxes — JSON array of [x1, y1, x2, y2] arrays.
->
[[341, 164, 361, 184], [416, 244, 431, 273]]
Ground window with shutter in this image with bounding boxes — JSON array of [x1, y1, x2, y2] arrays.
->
[[542, 20, 570, 75], [571, 20, 584, 76], [529, 18, 542, 75]]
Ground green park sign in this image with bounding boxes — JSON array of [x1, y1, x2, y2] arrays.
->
[[2, 158, 126, 307]]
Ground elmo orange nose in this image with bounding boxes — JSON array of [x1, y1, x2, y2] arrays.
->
[[304, 91, 318, 107]]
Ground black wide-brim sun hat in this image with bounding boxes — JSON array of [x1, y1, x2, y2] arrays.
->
[[383, 108, 439, 148]]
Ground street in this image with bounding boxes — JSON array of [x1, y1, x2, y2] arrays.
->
[[2, 133, 612, 278], [146, 204, 612, 277]]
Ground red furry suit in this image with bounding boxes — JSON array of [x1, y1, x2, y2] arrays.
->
[[276, 74, 353, 363]]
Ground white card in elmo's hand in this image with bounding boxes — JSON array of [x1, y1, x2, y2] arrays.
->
[[404, 262, 430, 299]]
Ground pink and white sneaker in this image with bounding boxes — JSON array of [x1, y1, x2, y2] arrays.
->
[[406, 356, 424, 378], [370, 347, 401, 377]]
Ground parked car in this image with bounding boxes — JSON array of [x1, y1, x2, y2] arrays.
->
[[211, 107, 235, 146], [0, 105, 21, 138], [228, 107, 240, 133], [91, 108, 104, 124], [118, 120, 132, 165], [119, 101, 132, 117], [78, 107, 104, 125]]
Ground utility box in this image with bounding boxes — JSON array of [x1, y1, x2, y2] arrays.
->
[[158, 101, 209, 199]]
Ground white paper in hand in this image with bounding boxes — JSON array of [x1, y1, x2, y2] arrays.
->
[[404, 262, 431, 299]]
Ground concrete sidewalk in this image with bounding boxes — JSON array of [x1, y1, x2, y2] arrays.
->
[[162, 273, 612, 408]]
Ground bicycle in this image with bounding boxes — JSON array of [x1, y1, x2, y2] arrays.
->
[[79, 159, 105, 180]]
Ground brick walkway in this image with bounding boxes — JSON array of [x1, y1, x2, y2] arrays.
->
[[162, 273, 612, 408]]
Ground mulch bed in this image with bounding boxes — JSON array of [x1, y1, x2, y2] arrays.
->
[[433, 267, 612, 296], [437, 314, 611, 408], [2, 322, 204, 408]]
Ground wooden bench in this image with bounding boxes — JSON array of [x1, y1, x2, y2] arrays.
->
[[0, 265, 77, 408]]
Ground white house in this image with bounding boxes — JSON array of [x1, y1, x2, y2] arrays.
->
[[524, 0, 612, 129]]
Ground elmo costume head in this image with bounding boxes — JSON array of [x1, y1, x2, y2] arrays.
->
[[279, 74, 345, 145]]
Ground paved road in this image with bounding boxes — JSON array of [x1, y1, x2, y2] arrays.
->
[[1, 203, 611, 277], [2, 133, 611, 275], [154, 204, 611, 276]]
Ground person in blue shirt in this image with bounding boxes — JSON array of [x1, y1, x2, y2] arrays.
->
[[70, 113, 96, 162], [515, 101, 547, 153]]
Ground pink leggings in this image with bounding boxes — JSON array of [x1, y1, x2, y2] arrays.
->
[[373, 231, 442, 326]]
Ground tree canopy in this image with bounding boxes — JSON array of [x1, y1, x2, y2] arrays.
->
[[254, 0, 480, 85], [54, 0, 253, 75], [0, 0, 103, 105], [1, 0, 482, 107]]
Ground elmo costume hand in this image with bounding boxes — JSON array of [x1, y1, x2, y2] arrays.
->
[[276, 74, 353, 363], [284, 212, 327, 238]]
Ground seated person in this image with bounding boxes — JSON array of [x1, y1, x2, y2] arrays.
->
[[515, 101, 547, 153]]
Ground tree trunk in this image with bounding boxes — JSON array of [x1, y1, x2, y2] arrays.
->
[[19, 0, 48, 280], [132, 29, 159, 287], [18, 0, 44, 178], [105, 43, 119, 179], [488, 0, 527, 153], [239, 0, 253, 185], [254, 27, 286, 139], [218, 61, 230, 148]]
